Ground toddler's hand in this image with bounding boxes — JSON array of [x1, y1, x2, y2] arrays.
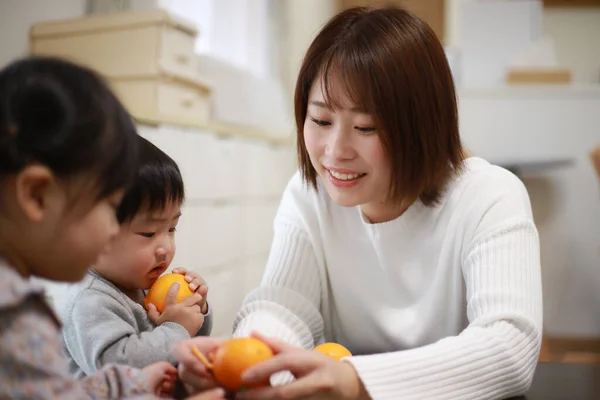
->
[[171, 337, 226, 394], [148, 283, 205, 336], [142, 361, 177, 397], [173, 267, 209, 313]]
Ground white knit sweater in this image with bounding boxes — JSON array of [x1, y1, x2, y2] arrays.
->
[[234, 157, 543, 400]]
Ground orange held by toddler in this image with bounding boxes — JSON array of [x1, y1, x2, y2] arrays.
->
[[144, 273, 194, 313]]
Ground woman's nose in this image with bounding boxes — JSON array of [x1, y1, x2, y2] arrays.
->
[[326, 127, 355, 161]]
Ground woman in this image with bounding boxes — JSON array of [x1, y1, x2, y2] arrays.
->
[[176, 6, 542, 400]]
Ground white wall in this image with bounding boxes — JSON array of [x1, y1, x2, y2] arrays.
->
[[446, 0, 600, 84], [543, 8, 600, 84], [459, 87, 600, 337], [0, 0, 86, 67]]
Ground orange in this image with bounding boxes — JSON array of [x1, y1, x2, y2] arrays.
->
[[192, 337, 273, 392], [313, 342, 352, 361], [144, 273, 194, 313]]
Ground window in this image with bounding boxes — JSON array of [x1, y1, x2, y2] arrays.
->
[[160, 0, 280, 78]]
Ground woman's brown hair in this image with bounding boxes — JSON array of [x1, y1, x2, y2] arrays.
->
[[294, 6, 464, 206]]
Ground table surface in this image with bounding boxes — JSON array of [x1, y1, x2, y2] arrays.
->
[[509, 362, 600, 400]]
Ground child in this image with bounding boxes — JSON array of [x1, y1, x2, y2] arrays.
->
[[0, 56, 181, 399], [60, 136, 213, 377]]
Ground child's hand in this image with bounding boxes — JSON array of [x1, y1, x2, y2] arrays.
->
[[148, 283, 206, 336], [171, 337, 226, 394], [142, 361, 177, 397], [173, 267, 209, 314], [186, 388, 227, 399]]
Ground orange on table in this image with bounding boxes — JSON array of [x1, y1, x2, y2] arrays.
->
[[192, 337, 274, 392], [313, 342, 352, 361], [144, 273, 193, 313]]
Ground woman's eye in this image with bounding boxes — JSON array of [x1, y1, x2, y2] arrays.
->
[[169, 227, 177, 233], [356, 126, 376, 133], [310, 117, 331, 127], [137, 232, 155, 238]]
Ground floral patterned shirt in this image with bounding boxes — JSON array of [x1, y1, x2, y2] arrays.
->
[[0, 258, 163, 400]]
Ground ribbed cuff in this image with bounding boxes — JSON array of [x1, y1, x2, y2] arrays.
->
[[346, 321, 539, 400], [161, 322, 192, 340]]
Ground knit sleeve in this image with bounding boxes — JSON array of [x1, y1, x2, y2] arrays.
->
[[233, 220, 324, 350], [233, 173, 325, 349], [345, 217, 543, 399]]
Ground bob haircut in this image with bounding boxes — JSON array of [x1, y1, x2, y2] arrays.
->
[[294, 6, 465, 206]]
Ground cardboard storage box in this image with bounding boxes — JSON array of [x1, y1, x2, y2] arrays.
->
[[30, 10, 212, 125]]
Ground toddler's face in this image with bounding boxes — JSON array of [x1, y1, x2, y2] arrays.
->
[[95, 201, 181, 291]]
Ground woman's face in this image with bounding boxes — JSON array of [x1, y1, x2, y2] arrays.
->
[[303, 76, 394, 220]]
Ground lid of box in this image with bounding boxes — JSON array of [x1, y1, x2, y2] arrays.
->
[[30, 9, 198, 38], [110, 72, 213, 92]]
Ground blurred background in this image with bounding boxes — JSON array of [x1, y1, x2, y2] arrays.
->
[[1, 0, 599, 363]]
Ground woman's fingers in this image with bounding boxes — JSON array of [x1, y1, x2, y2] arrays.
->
[[250, 331, 299, 354], [242, 350, 323, 385]]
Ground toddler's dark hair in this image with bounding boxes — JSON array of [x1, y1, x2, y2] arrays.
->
[[0, 56, 138, 199], [117, 136, 184, 223]]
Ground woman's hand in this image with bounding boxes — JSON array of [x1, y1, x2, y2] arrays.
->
[[237, 332, 370, 400], [172, 336, 226, 394], [173, 267, 209, 313]]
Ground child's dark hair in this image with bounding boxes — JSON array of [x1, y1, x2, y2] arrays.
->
[[117, 136, 184, 223], [0, 56, 138, 199]]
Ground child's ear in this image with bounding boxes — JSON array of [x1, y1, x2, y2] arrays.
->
[[15, 165, 57, 222]]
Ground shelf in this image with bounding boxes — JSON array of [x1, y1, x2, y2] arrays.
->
[[458, 85, 600, 99], [491, 157, 575, 176], [544, 0, 600, 7]]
